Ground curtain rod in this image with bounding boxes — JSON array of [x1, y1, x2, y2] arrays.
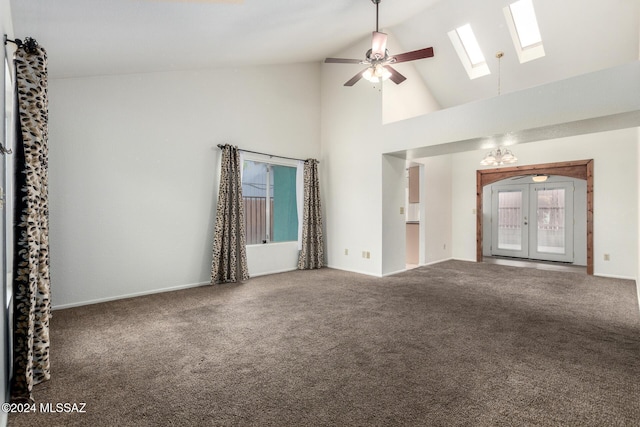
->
[[3, 35, 20, 46], [3, 35, 39, 53], [216, 144, 319, 163]]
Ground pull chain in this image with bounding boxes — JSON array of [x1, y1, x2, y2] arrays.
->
[[496, 51, 504, 95]]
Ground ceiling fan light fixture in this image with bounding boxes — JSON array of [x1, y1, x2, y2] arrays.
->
[[363, 64, 391, 83]]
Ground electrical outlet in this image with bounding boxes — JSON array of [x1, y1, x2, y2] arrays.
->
[[362, 251, 366, 258], [604, 254, 610, 261], [400, 207, 405, 215], [344, 248, 348, 256], [366, 251, 371, 259], [443, 244, 446, 250]]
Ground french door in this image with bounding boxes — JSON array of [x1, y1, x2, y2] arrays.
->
[[491, 182, 574, 262]]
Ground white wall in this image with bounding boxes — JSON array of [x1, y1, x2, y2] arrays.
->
[[0, 0, 13, 419], [381, 62, 640, 155], [415, 155, 453, 265], [381, 31, 441, 125], [452, 129, 638, 279], [637, 25, 640, 309], [381, 154, 406, 275], [320, 37, 384, 276], [637, 127, 640, 308], [48, 63, 320, 308]]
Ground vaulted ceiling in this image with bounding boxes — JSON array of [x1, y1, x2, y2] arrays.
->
[[9, 0, 640, 109]]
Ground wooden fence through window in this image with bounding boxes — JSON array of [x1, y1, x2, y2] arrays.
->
[[244, 196, 273, 244]]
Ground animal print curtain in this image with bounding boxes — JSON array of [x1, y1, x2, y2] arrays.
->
[[11, 38, 51, 403], [297, 159, 324, 270], [211, 144, 249, 283]]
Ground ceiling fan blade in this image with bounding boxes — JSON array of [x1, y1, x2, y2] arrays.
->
[[384, 65, 407, 85], [344, 69, 368, 87], [391, 47, 434, 64], [325, 58, 363, 64], [371, 31, 388, 60]]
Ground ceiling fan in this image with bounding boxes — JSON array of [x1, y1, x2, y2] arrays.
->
[[324, 0, 434, 87]]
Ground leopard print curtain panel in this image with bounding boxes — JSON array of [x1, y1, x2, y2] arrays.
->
[[11, 39, 52, 403], [211, 144, 250, 284], [297, 159, 324, 270]]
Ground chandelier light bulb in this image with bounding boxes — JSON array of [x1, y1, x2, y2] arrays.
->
[[480, 147, 518, 166]]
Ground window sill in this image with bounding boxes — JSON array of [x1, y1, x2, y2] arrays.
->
[[246, 241, 298, 248]]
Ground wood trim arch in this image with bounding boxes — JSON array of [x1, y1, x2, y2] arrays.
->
[[476, 159, 594, 275]]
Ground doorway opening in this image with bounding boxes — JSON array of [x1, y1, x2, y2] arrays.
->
[[405, 164, 421, 270], [489, 180, 578, 263], [476, 159, 594, 275]]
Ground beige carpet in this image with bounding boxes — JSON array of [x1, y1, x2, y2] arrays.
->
[[9, 260, 640, 426]]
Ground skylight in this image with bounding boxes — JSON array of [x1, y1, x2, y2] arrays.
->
[[504, 0, 545, 63], [456, 24, 485, 66], [448, 24, 490, 79]]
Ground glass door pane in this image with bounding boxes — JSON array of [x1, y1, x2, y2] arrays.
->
[[529, 182, 574, 262], [497, 190, 523, 250], [535, 188, 565, 254], [491, 184, 529, 258]]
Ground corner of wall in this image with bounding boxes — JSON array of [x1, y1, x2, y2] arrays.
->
[[637, 127, 640, 312], [1, 0, 14, 419], [381, 30, 441, 124], [636, 278, 640, 314]]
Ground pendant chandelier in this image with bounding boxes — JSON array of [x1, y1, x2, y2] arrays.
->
[[480, 147, 517, 166]]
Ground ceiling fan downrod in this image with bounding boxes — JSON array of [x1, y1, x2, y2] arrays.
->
[[372, 0, 381, 32]]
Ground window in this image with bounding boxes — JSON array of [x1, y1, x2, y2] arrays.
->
[[448, 24, 490, 79], [504, 0, 545, 63], [242, 159, 298, 245]]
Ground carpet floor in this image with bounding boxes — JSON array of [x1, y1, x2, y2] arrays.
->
[[8, 260, 640, 426]]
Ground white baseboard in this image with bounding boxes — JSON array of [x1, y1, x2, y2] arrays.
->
[[325, 264, 381, 278], [421, 257, 455, 266], [52, 281, 209, 310], [382, 268, 406, 277], [249, 267, 298, 278], [593, 273, 636, 281], [327, 259, 460, 278], [451, 257, 477, 263]]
